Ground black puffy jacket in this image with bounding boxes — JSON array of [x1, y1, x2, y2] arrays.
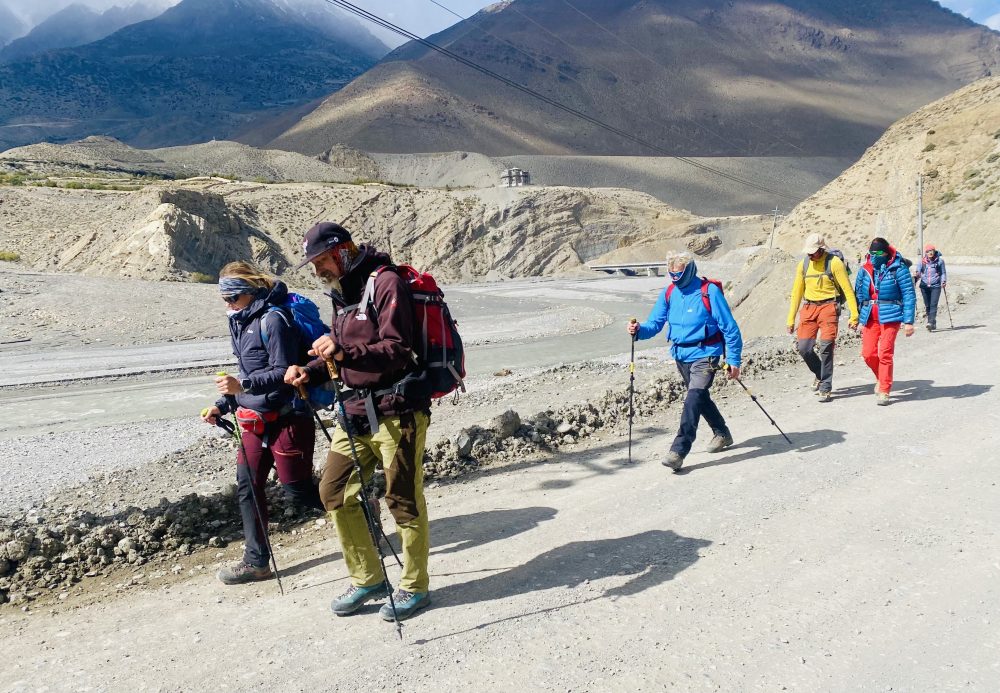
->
[[215, 281, 303, 415]]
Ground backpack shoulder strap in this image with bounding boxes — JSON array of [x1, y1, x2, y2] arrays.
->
[[260, 306, 291, 347], [356, 265, 398, 320], [700, 278, 713, 314], [823, 254, 833, 278]]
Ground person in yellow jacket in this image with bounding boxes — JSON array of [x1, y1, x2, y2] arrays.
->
[[786, 233, 859, 402]]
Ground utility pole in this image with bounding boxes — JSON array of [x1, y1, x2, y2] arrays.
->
[[916, 174, 924, 258], [768, 206, 780, 250]]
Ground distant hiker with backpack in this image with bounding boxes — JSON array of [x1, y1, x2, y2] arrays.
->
[[627, 251, 743, 472], [285, 222, 447, 622], [200, 262, 323, 585], [786, 233, 859, 402], [913, 243, 948, 331], [854, 238, 917, 406]]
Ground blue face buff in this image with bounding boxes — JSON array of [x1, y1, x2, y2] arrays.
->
[[870, 251, 889, 269]]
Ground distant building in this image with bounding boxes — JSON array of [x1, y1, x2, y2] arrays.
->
[[501, 167, 531, 186]]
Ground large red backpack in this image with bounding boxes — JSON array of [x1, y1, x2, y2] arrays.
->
[[360, 265, 466, 399]]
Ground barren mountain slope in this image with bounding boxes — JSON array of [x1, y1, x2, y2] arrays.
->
[[0, 0, 387, 150], [776, 76, 1000, 261], [271, 0, 1000, 157], [0, 180, 707, 281]]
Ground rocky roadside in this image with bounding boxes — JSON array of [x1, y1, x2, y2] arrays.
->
[[0, 330, 821, 610]]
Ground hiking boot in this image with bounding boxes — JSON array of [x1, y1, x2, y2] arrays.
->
[[662, 451, 685, 471], [876, 392, 890, 406], [811, 378, 821, 391], [816, 391, 832, 403], [379, 590, 431, 621], [331, 583, 390, 616], [216, 560, 272, 585], [706, 431, 734, 453]]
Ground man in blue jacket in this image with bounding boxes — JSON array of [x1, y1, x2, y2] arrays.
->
[[628, 251, 743, 471]]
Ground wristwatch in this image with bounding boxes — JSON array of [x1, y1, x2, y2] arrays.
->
[[240, 377, 252, 393]]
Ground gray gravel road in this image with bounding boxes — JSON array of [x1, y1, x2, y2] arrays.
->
[[2, 268, 998, 692]]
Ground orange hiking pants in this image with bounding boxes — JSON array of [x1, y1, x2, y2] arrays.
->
[[861, 321, 901, 394]]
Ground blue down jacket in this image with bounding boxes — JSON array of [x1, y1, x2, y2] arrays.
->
[[854, 249, 916, 326]]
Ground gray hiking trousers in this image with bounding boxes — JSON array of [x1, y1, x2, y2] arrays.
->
[[671, 357, 729, 457]]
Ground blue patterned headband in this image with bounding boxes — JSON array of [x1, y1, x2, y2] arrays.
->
[[218, 277, 257, 296]]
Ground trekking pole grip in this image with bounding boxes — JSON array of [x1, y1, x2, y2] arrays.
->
[[324, 358, 338, 381]]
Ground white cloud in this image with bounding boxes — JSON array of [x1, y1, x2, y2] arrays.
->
[[985, 12, 1000, 30]]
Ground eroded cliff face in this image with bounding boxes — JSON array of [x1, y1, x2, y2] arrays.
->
[[0, 180, 702, 281]]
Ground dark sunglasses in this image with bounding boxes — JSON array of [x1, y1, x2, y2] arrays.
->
[[222, 294, 242, 303]]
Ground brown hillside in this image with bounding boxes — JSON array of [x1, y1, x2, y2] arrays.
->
[[271, 0, 1000, 157], [776, 77, 1000, 261]]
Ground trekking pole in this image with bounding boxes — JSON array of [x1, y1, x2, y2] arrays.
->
[[627, 318, 637, 464], [942, 286, 954, 329], [297, 385, 332, 443], [298, 383, 401, 568], [719, 365, 792, 445], [323, 358, 403, 639], [214, 372, 285, 595]]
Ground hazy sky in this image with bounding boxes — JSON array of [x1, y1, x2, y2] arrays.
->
[[2, 0, 998, 39]]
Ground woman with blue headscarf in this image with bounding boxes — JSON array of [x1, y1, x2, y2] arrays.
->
[[853, 238, 917, 405], [200, 261, 323, 585], [627, 251, 744, 472]]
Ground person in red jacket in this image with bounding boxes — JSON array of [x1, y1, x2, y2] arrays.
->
[[285, 222, 432, 622]]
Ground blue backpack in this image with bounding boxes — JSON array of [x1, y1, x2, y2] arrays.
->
[[261, 293, 336, 408]]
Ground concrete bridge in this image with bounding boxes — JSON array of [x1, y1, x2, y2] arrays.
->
[[588, 262, 668, 277]]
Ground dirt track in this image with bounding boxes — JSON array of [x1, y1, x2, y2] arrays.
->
[[1, 267, 998, 692]]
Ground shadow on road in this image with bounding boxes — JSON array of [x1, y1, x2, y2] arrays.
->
[[937, 323, 985, 332], [892, 380, 993, 402], [678, 428, 846, 474], [430, 506, 558, 557], [833, 379, 992, 402], [283, 506, 559, 578], [431, 529, 710, 612], [536, 426, 671, 490]]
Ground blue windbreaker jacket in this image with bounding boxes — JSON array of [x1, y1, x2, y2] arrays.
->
[[636, 261, 743, 366]]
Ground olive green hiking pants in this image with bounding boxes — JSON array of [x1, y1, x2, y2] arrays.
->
[[319, 410, 430, 593]]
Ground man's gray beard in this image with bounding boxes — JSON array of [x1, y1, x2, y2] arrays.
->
[[320, 276, 342, 293]]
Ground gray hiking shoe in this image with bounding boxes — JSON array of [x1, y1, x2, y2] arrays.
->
[[876, 392, 891, 406], [812, 378, 821, 391], [816, 391, 832, 403], [706, 431, 734, 453], [379, 590, 431, 621], [217, 560, 272, 585], [331, 583, 389, 616], [662, 451, 685, 471]]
